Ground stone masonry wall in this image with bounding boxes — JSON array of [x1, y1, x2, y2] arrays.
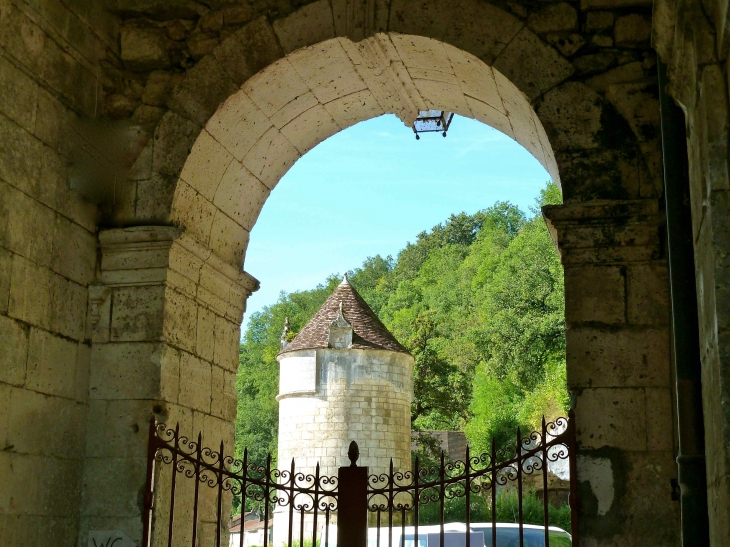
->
[[0, 1, 115, 546], [275, 347, 413, 546], [277, 347, 413, 479], [544, 199, 678, 546], [654, 1, 730, 544]]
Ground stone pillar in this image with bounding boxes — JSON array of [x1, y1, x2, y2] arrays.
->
[[79, 226, 257, 545], [543, 200, 680, 546]]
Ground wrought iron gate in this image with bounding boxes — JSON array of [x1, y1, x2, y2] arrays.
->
[[143, 412, 578, 547]]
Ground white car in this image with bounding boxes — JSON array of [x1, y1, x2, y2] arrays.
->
[[469, 522, 572, 547]]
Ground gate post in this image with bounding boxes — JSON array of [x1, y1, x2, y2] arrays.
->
[[337, 442, 368, 547]]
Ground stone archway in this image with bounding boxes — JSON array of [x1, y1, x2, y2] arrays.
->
[[169, 33, 559, 267], [84, 2, 674, 545]]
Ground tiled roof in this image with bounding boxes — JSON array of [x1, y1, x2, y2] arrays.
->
[[278, 275, 410, 356]]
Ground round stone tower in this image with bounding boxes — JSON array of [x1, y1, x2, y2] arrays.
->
[[273, 274, 413, 543]]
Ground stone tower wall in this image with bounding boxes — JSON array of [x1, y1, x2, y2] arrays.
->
[[277, 348, 413, 478]]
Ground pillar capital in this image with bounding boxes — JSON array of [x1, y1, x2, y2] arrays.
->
[[542, 199, 665, 264]]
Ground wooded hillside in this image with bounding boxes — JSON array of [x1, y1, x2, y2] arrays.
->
[[235, 182, 567, 480]]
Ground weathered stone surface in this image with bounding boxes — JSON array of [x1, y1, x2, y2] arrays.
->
[[26, 328, 78, 399], [537, 82, 603, 151], [179, 129, 233, 201], [213, 159, 270, 228], [168, 54, 238, 127], [214, 17, 283, 85], [614, 14, 652, 47], [152, 111, 201, 177], [565, 265, 625, 326], [567, 327, 670, 388], [545, 32, 586, 57], [223, 5, 253, 25], [577, 388, 647, 450], [388, 0, 524, 64], [0, 315, 28, 386], [605, 82, 660, 142], [493, 27, 574, 100], [186, 29, 219, 60], [527, 3, 578, 34], [273, 0, 335, 53], [585, 61, 645, 92], [572, 52, 616, 75], [121, 26, 171, 70], [111, 285, 165, 342], [586, 11, 615, 32]]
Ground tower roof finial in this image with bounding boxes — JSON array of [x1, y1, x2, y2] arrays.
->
[[341, 273, 350, 285]]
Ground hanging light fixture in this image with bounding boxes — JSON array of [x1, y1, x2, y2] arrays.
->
[[412, 110, 454, 140]]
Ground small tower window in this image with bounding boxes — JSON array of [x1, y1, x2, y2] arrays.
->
[[328, 301, 353, 349]]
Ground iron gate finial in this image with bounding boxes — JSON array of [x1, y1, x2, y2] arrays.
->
[[348, 440, 359, 467]]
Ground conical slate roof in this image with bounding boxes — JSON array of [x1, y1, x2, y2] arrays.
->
[[279, 275, 410, 356]]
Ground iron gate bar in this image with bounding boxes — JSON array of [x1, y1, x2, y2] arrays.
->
[[143, 412, 578, 547]]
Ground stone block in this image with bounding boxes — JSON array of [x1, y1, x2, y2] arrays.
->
[[6, 387, 86, 459], [289, 39, 366, 105], [206, 92, 272, 162], [81, 456, 147, 517], [528, 3, 578, 34], [585, 61, 645, 93], [545, 33, 586, 57], [169, 179, 217, 247], [84, 399, 161, 458], [134, 172, 176, 222], [110, 285, 164, 342], [493, 27, 574, 101], [567, 326, 670, 388], [179, 130, 233, 202], [699, 64, 730, 192], [605, 82, 661, 143], [213, 315, 239, 372], [585, 11, 614, 32], [142, 70, 178, 107], [241, 127, 300, 191], [168, 54, 239, 127], [0, 452, 39, 515], [0, 247, 9, 314], [243, 58, 311, 121], [537, 82, 603, 151], [0, 181, 54, 266], [323, 89, 383, 131], [51, 214, 96, 286], [564, 265, 625, 326], [627, 263, 670, 325], [152, 111, 201, 178], [0, 315, 28, 386], [465, 97, 514, 139], [280, 104, 340, 154], [413, 78, 470, 115], [26, 328, 78, 399], [162, 286, 198, 353], [120, 26, 171, 70], [614, 14, 652, 47], [196, 306, 216, 362], [0, 54, 38, 133], [445, 46, 504, 113], [208, 210, 250, 265], [272, 0, 336, 53], [75, 341, 91, 403], [576, 388, 646, 450], [89, 342, 161, 400], [388, 0, 522, 64], [645, 387, 673, 451], [214, 16, 283, 86], [8, 254, 53, 331]]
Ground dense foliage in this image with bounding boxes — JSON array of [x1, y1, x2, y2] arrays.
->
[[234, 182, 567, 513]]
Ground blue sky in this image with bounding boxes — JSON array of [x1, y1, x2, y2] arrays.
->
[[242, 114, 551, 325]]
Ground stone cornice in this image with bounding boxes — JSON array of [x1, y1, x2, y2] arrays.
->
[[542, 199, 666, 264], [96, 226, 259, 322]]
